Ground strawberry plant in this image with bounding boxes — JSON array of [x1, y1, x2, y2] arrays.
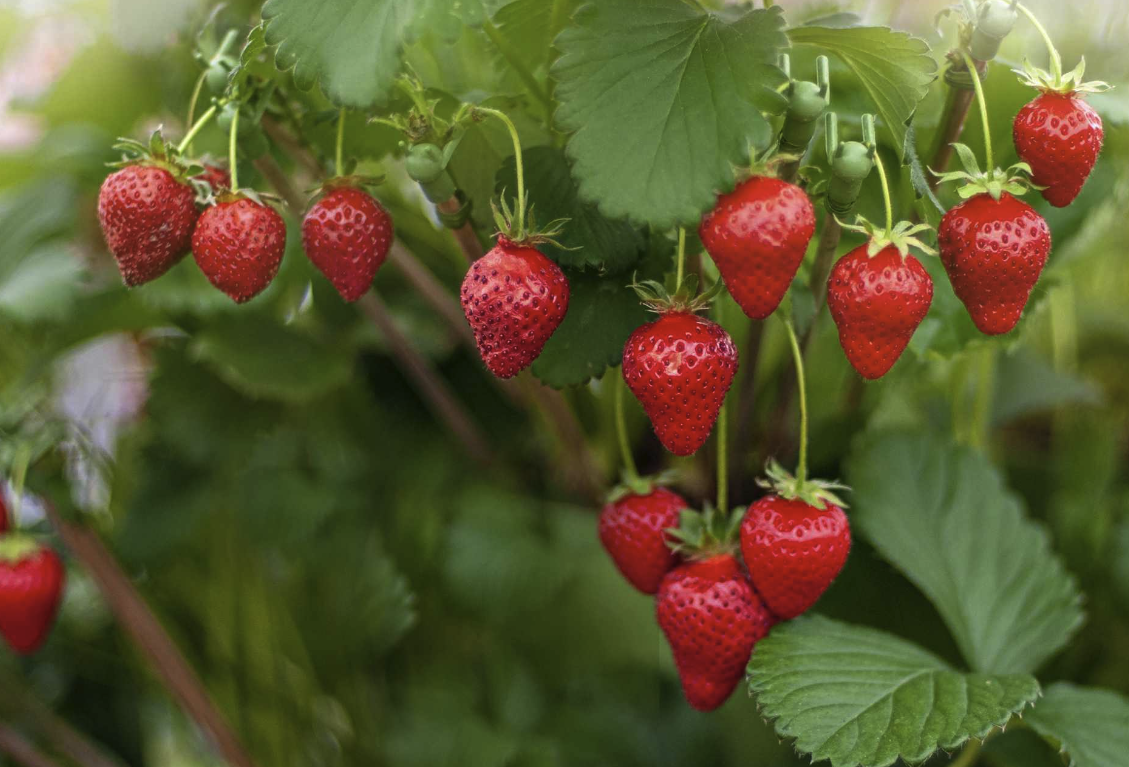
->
[[0, 1, 1128, 766]]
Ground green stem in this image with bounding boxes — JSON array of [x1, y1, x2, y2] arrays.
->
[[10, 444, 30, 529], [229, 107, 240, 193], [717, 399, 729, 512], [783, 320, 808, 485], [185, 28, 237, 156], [969, 345, 996, 450], [184, 72, 207, 154], [948, 739, 983, 767], [961, 50, 994, 171], [1015, 3, 1063, 85], [873, 149, 893, 235], [475, 107, 525, 237], [176, 104, 218, 155], [675, 228, 686, 286], [335, 107, 346, 178], [614, 369, 639, 482]]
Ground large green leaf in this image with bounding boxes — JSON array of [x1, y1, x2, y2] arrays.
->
[[748, 616, 1040, 767], [554, 0, 788, 227], [1025, 683, 1129, 767], [191, 314, 354, 403], [261, 0, 414, 106], [788, 25, 937, 159], [847, 432, 1084, 674], [496, 147, 644, 271]]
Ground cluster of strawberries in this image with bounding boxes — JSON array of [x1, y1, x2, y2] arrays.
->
[[97, 132, 394, 304], [0, 494, 66, 656]]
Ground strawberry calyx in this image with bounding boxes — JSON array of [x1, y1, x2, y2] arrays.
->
[[757, 459, 849, 511], [0, 534, 43, 565], [1013, 57, 1112, 96], [931, 142, 1039, 201], [606, 470, 679, 504], [490, 195, 569, 249], [836, 215, 936, 259], [212, 188, 282, 209], [108, 128, 204, 184], [631, 275, 725, 315], [665, 503, 743, 560]]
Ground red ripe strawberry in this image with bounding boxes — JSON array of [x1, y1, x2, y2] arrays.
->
[[193, 196, 287, 304], [599, 486, 686, 594], [195, 164, 231, 192], [656, 554, 775, 711], [1014, 91, 1103, 207], [623, 312, 737, 457], [698, 176, 816, 320], [741, 495, 850, 619], [827, 244, 933, 380], [460, 236, 569, 378], [98, 164, 198, 286], [0, 541, 65, 655], [938, 192, 1050, 335], [302, 185, 394, 302]]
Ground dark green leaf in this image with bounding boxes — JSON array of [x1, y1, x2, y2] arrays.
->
[[554, 1, 788, 227], [497, 146, 644, 271], [847, 431, 1084, 674], [1025, 683, 1129, 767], [788, 25, 937, 159], [261, 0, 414, 106], [749, 615, 1040, 767]]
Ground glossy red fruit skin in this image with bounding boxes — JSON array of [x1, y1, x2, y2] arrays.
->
[[598, 487, 687, 594], [0, 548, 65, 655], [740, 495, 850, 620], [826, 244, 933, 380], [302, 186, 394, 302], [1013, 92, 1103, 207], [195, 165, 231, 192], [459, 237, 569, 378], [698, 176, 816, 319], [656, 555, 776, 712], [98, 165, 198, 286], [192, 198, 287, 304], [622, 312, 738, 457], [937, 192, 1051, 335]]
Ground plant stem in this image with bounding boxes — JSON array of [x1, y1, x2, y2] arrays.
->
[[948, 739, 983, 767], [228, 107, 240, 192], [805, 215, 843, 334], [676, 228, 686, 286], [176, 104, 219, 155], [475, 107, 525, 236], [969, 345, 996, 449], [185, 72, 207, 153], [615, 369, 639, 482], [334, 107, 346, 177], [783, 320, 808, 485], [10, 443, 29, 528], [1016, 3, 1063, 85], [0, 725, 60, 767], [717, 399, 729, 511], [873, 149, 893, 235], [961, 50, 994, 171]]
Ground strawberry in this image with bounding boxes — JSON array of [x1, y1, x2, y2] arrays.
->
[[599, 486, 686, 594], [937, 192, 1050, 335], [827, 244, 933, 380], [1014, 92, 1102, 207], [657, 554, 775, 711], [460, 235, 569, 378], [98, 164, 198, 287], [698, 176, 816, 320], [0, 538, 65, 655], [195, 164, 231, 193], [193, 195, 288, 304], [302, 184, 394, 302]]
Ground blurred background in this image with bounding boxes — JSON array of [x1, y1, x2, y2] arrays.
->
[[1, 0, 1128, 765]]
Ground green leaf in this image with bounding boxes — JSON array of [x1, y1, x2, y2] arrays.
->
[[492, 0, 581, 78], [261, 0, 414, 107], [991, 349, 1102, 425], [191, 314, 354, 403], [847, 431, 1084, 674], [1025, 683, 1129, 767], [496, 147, 644, 271], [0, 245, 85, 322], [788, 25, 937, 159], [748, 616, 1040, 767], [554, 1, 788, 227]]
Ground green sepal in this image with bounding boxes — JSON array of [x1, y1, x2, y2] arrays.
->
[[605, 470, 680, 504], [0, 534, 43, 564], [107, 128, 197, 182], [490, 194, 571, 249], [1013, 56, 1113, 95], [630, 274, 725, 315], [835, 215, 937, 259], [665, 503, 744, 559], [756, 459, 850, 511], [930, 143, 1041, 200]]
